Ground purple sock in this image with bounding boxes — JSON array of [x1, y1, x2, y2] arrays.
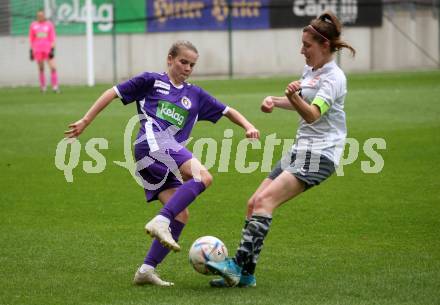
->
[[159, 179, 205, 220], [144, 219, 185, 267]]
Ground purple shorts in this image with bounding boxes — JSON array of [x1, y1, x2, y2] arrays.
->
[[134, 143, 193, 202]]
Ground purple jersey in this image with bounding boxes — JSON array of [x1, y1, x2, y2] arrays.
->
[[114, 72, 228, 146]]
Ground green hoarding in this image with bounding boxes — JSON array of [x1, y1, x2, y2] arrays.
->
[[11, 0, 146, 35]]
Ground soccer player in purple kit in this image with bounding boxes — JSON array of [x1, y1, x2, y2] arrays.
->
[[65, 41, 260, 286]]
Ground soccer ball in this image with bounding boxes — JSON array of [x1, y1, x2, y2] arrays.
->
[[189, 236, 228, 275]]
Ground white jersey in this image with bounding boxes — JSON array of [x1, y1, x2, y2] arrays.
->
[[292, 60, 347, 166]]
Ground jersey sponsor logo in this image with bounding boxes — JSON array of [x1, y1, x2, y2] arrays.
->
[[156, 100, 188, 129], [156, 89, 169, 95], [181, 96, 192, 109], [305, 75, 320, 87], [37, 32, 48, 38], [154, 80, 171, 91]]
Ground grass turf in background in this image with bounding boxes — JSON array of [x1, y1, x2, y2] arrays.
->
[[0, 70, 439, 305]]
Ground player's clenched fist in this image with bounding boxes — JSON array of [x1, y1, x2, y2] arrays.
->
[[261, 96, 275, 113], [285, 80, 301, 99], [245, 126, 260, 139]]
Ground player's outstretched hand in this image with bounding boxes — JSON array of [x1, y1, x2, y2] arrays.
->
[[245, 126, 260, 140], [261, 96, 275, 113], [65, 119, 89, 138], [285, 80, 301, 100]]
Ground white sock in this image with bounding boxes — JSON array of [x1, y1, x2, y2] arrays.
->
[[155, 215, 171, 224], [140, 264, 154, 273]]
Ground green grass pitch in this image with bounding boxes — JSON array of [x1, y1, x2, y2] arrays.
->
[[1, 70, 439, 305]]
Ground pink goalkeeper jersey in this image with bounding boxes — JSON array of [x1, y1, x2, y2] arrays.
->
[[29, 20, 55, 52]]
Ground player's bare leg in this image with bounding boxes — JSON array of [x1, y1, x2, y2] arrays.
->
[[209, 178, 272, 287], [208, 172, 305, 286], [48, 58, 59, 93], [37, 61, 46, 92]]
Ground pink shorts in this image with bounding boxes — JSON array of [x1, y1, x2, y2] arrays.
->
[[33, 50, 50, 62]]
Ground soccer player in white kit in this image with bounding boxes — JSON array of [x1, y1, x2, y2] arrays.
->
[[207, 10, 356, 287]]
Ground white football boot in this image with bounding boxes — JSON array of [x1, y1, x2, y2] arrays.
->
[[133, 267, 174, 287], [145, 216, 181, 252]]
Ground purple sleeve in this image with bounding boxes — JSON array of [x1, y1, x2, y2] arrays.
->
[[197, 88, 227, 123], [115, 72, 155, 105]]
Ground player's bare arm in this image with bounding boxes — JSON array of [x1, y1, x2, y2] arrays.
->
[[65, 88, 117, 138], [224, 107, 260, 139], [261, 95, 297, 112], [285, 81, 321, 123]]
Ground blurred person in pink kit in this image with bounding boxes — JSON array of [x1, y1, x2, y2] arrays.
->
[[29, 9, 59, 93]]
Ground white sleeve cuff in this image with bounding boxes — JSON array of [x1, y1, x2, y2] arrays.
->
[[113, 85, 122, 99]]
